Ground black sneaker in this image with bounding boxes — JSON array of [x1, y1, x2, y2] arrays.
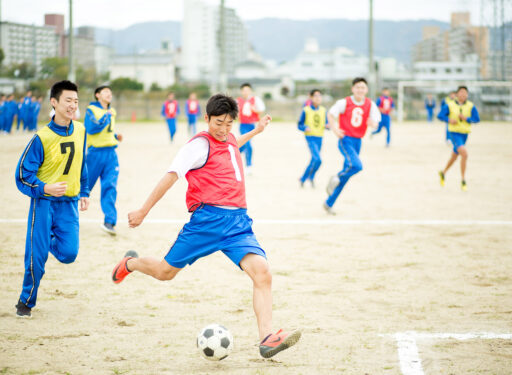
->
[[101, 222, 116, 236], [15, 300, 31, 318]]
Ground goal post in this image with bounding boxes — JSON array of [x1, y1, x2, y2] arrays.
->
[[397, 80, 512, 123]]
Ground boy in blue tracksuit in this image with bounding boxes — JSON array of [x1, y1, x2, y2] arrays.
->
[[26, 97, 42, 132], [16, 98, 23, 131], [14, 80, 89, 317], [185, 92, 200, 135], [0, 95, 6, 133], [298, 89, 328, 187], [21, 91, 33, 131], [425, 94, 436, 122], [371, 88, 395, 147], [85, 85, 123, 235], [5, 94, 17, 134]]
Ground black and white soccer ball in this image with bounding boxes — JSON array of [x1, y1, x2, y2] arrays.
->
[[196, 324, 234, 361]]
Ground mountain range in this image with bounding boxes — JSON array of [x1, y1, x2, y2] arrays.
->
[[93, 18, 451, 64]]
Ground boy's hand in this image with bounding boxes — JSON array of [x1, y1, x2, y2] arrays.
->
[[79, 197, 89, 211], [256, 114, 271, 133], [116, 133, 123, 142], [367, 119, 378, 129], [304, 126, 311, 132], [449, 119, 458, 124], [458, 113, 465, 121], [44, 182, 67, 197], [128, 209, 146, 228]]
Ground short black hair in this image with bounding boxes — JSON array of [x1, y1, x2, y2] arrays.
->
[[310, 89, 321, 96], [457, 86, 468, 93], [50, 80, 78, 101], [240, 82, 252, 89], [352, 77, 368, 86], [94, 85, 111, 98], [206, 94, 238, 120]]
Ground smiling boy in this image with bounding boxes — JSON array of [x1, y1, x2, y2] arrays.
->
[[112, 94, 301, 358]]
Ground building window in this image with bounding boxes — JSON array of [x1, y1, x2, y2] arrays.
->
[[445, 68, 451, 73]]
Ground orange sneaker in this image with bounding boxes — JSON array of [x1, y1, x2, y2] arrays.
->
[[112, 251, 138, 284], [259, 329, 301, 358]]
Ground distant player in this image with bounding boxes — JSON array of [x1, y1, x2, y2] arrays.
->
[[161, 92, 179, 142], [237, 83, 265, 173], [20, 91, 33, 131], [440, 91, 456, 142], [4, 94, 17, 134], [425, 94, 436, 122], [303, 92, 313, 107], [84, 85, 123, 235], [324, 77, 381, 215], [14, 80, 89, 317], [112, 93, 301, 358], [371, 88, 394, 147], [298, 89, 328, 187], [185, 92, 200, 135], [0, 94, 5, 133], [438, 86, 480, 191]]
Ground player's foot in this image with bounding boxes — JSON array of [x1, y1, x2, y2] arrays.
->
[[326, 175, 339, 196], [259, 329, 301, 358], [461, 180, 467, 191], [310, 179, 315, 188], [299, 179, 304, 188], [112, 250, 139, 284], [439, 171, 445, 187], [323, 202, 336, 216], [15, 300, 31, 318], [246, 166, 253, 176], [101, 222, 116, 236]]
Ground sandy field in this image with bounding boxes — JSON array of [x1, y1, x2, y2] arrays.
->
[[1, 119, 511, 375]]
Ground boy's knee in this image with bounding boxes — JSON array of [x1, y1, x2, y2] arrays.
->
[[253, 266, 272, 287], [58, 252, 78, 264], [351, 163, 363, 174], [155, 266, 178, 281]]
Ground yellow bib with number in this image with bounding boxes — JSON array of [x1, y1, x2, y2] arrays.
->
[[447, 100, 474, 134], [86, 105, 118, 148], [304, 106, 326, 137], [36, 122, 85, 197]]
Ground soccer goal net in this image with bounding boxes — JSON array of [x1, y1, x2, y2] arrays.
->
[[396, 80, 512, 122]]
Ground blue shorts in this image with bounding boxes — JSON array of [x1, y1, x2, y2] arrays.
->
[[448, 132, 468, 154], [164, 205, 266, 269]]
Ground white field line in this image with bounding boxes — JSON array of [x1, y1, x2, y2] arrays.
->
[[1, 218, 512, 225], [390, 332, 512, 375]]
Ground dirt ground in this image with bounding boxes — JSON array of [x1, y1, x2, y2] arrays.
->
[[1, 120, 511, 375]]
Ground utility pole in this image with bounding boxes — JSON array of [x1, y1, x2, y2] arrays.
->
[[218, 0, 227, 92], [68, 0, 75, 82], [368, 0, 375, 99], [501, 0, 505, 80]]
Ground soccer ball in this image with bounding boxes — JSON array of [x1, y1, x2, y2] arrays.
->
[[196, 324, 234, 361]]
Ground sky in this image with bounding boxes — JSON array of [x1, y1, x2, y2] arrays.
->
[[2, 0, 484, 30]]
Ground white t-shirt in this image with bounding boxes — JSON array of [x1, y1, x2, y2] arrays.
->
[[167, 137, 209, 178], [253, 97, 265, 112], [329, 96, 382, 124]]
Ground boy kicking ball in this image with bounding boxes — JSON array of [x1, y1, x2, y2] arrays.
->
[[112, 94, 301, 358]]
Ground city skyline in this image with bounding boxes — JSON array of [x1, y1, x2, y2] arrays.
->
[[3, 0, 482, 30]]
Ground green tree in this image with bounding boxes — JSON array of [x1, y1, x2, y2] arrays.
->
[[110, 77, 144, 92], [40, 57, 68, 80], [5, 62, 36, 79], [149, 82, 162, 92], [76, 66, 98, 89]]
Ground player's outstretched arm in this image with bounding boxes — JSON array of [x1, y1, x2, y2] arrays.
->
[[237, 114, 271, 148], [128, 172, 178, 228]]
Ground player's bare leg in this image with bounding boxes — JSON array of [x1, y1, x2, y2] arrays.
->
[[240, 253, 301, 358], [458, 146, 468, 190], [113, 251, 181, 283], [240, 253, 272, 339], [443, 152, 458, 175]]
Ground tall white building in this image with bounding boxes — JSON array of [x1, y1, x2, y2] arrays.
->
[[181, 0, 249, 83], [0, 21, 59, 71]]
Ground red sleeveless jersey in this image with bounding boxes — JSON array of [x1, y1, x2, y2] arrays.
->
[[339, 97, 372, 138], [187, 99, 199, 115], [378, 96, 393, 115], [185, 131, 246, 212], [164, 100, 178, 118], [237, 97, 260, 124]]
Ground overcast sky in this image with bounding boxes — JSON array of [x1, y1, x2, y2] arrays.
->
[[3, 0, 483, 30]]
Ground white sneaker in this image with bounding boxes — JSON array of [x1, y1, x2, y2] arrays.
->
[[101, 223, 116, 236], [323, 202, 336, 216], [326, 175, 340, 196]]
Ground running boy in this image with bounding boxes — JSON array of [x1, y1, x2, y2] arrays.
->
[[237, 83, 265, 173], [371, 88, 394, 147], [298, 89, 328, 187], [324, 77, 381, 215], [14, 80, 89, 317], [84, 85, 123, 235], [112, 93, 301, 358], [185, 92, 200, 135], [438, 86, 480, 191], [162, 92, 179, 142]]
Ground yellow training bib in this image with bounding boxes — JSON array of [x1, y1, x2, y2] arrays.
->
[[304, 106, 327, 137], [36, 122, 85, 197], [447, 100, 474, 134], [86, 105, 118, 148]]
